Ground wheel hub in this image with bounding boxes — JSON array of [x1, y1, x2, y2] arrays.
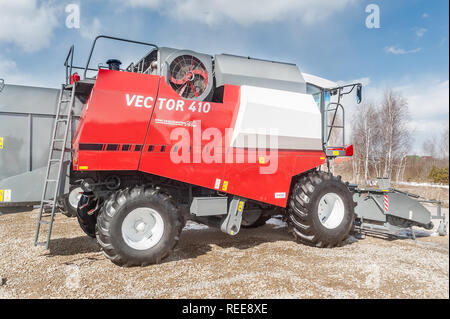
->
[[121, 208, 164, 250], [68, 187, 83, 209], [317, 193, 345, 229], [134, 220, 147, 232]]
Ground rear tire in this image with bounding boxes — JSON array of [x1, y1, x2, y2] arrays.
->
[[96, 186, 184, 267], [62, 187, 83, 217], [287, 171, 355, 248], [241, 210, 272, 228], [76, 193, 97, 238]]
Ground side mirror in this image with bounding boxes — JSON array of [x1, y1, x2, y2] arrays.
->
[[356, 85, 362, 104]]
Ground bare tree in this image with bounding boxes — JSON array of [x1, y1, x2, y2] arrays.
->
[[442, 124, 449, 159], [351, 102, 379, 184], [422, 137, 437, 158], [379, 90, 411, 178]]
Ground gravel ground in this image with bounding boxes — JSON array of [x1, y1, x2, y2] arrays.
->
[[0, 208, 448, 299]]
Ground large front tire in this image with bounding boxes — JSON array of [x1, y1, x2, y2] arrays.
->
[[96, 186, 184, 267], [287, 171, 355, 248]]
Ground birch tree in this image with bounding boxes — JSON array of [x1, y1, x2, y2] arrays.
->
[[351, 102, 379, 184], [379, 90, 410, 178], [442, 125, 449, 159]]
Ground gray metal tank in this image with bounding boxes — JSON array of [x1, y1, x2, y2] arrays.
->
[[0, 84, 83, 209]]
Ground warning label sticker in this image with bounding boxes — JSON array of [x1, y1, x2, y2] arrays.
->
[[4, 190, 11, 202], [214, 178, 221, 189], [0, 190, 11, 202], [275, 192, 286, 199]]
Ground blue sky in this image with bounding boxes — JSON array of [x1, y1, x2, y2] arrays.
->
[[0, 0, 448, 154]]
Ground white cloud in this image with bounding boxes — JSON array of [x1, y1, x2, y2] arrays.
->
[[0, 54, 58, 88], [0, 0, 58, 52], [0, 56, 17, 74], [422, 13, 430, 19], [340, 76, 449, 154], [0, 55, 30, 84], [117, 0, 356, 26], [399, 80, 449, 123], [80, 18, 103, 40], [337, 77, 371, 87], [384, 46, 421, 55], [415, 28, 427, 38], [123, 0, 161, 8]]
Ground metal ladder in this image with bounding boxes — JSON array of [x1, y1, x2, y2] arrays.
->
[[34, 83, 76, 248]]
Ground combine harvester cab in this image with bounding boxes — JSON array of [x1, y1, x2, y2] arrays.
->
[[25, 35, 446, 266]]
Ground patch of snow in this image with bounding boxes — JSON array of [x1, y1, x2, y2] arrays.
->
[[183, 221, 209, 231], [396, 181, 449, 189], [267, 218, 287, 229]]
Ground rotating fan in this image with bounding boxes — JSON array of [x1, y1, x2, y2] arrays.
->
[[167, 54, 210, 100]]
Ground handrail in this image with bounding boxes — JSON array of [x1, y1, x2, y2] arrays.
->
[[83, 35, 159, 79], [326, 102, 345, 145], [322, 82, 361, 150], [64, 45, 74, 85]]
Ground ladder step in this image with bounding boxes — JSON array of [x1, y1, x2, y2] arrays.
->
[[34, 84, 76, 249], [53, 148, 73, 152]]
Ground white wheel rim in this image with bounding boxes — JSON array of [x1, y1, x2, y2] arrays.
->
[[68, 187, 83, 209], [121, 208, 165, 250], [317, 193, 345, 229]]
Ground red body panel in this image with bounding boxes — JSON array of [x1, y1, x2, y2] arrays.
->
[[73, 69, 326, 207]]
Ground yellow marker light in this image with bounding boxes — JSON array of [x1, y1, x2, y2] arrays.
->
[[258, 157, 265, 164], [0, 137, 3, 149], [222, 181, 229, 191], [238, 201, 244, 212], [333, 150, 339, 156], [320, 157, 325, 160], [0, 190, 3, 202], [79, 166, 89, 170]]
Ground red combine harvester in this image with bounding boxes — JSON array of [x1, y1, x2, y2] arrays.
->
[[33, 36, 445, 267]]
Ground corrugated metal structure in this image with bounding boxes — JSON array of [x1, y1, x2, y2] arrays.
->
[[0, 84, 82, 208]]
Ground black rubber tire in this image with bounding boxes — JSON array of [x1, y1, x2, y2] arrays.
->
[[62, 187, 82, 218], [241, 211, 271, 228], [76, 193, 97, 238], [96, 186, 184, 267], [287, 171, 355, 248]]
